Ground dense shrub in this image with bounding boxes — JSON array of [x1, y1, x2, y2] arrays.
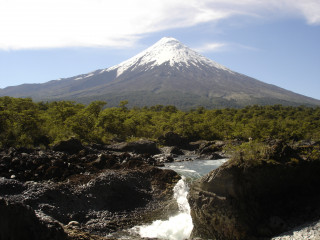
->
[[1, 97, 320, 148]]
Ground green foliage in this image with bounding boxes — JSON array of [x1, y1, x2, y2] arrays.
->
[[225, 141, 274, 166], [0, 97, 45, 147], [42, 101, 84, 143], [1, 97, 320, 148], [65, 101, 107, 143]]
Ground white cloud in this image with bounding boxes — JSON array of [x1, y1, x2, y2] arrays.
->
[[194, 41, 262, 53], [195, 42, 227, 52], [293, 1, 320, 25], [0, 0, 319, 50]]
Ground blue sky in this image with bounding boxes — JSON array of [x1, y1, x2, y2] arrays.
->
[[0, 0, 320, 100]]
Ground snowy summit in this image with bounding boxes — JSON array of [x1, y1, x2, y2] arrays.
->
[[107, 37, 230, 77]]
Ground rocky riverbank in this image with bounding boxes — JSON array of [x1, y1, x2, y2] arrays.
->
[[188, 140, 320, 240], [0, 138, 182, 240], [2, 135, 319, 240]]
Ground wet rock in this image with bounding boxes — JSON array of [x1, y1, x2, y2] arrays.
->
[[160, 146, 184, 155], [154, 154, 175, 163], [199, 152, 224, 160], [63, 225, 105, 240]]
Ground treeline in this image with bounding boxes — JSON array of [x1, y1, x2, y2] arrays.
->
[[1, 96, 320, 148]]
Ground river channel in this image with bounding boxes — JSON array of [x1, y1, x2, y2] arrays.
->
[[121, 158, 228, 240]]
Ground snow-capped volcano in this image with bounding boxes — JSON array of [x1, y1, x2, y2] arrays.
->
[[1, 37, 319, 108], [107, 37, 230, 77], [74, 37, 231, 82]]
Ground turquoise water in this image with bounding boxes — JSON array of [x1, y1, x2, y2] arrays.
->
[[164, 158, 228, 180]]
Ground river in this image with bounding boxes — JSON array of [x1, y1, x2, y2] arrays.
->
[[129, 158, 228, 240]]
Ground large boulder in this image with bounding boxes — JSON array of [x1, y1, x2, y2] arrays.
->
[[188, 142, 320, 240], [52, 137, 84, 154], [0, 198, 67, 240]]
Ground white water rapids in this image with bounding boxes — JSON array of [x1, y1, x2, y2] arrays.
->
[[131, 177, 193, 240], [108, 158, 228, 240], [130, 159, 228, 240]]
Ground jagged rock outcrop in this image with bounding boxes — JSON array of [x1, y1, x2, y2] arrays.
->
[[0, 146, 180, 238], [188, 141, 320, 240], [0, 167, 179, 234]]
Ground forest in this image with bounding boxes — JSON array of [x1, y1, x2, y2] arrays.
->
[[1, 96, 320, 148]]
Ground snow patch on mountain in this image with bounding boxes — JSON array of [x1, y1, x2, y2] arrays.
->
[[106, 37, 232, 77], [74, 72, 96, 81]]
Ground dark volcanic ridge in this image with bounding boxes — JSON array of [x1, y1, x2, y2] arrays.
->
[[1, 37, 319, 108]]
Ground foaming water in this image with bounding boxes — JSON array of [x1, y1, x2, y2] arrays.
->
[[119, 159, 228, 240], [131, 177, 193, 240], [165, 158, 228, 180]]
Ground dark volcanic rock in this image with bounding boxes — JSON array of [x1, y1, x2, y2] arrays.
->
[[0, 198, 67, 240], [189, 140, 214, 151], [52, 137, 84, 154], [160, 146, 184, 155], [190, 140, 225, 157], [0, 146, 180, 238], [107, 139, 160, 155], [188, 143, 320, 240], [200, 152, 224, 160]]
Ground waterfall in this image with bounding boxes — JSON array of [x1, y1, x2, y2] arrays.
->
[[131, 177, 193, 240], [127, 159, 228, 240]]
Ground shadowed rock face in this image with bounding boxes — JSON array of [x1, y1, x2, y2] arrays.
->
[[52, 137, 84, 154], [0, 167, 179, 234], [188, 142, 320, 240], [0, 198, 67, 240]]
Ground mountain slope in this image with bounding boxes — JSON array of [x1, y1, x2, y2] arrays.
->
[[1, 37, 319, 108]]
